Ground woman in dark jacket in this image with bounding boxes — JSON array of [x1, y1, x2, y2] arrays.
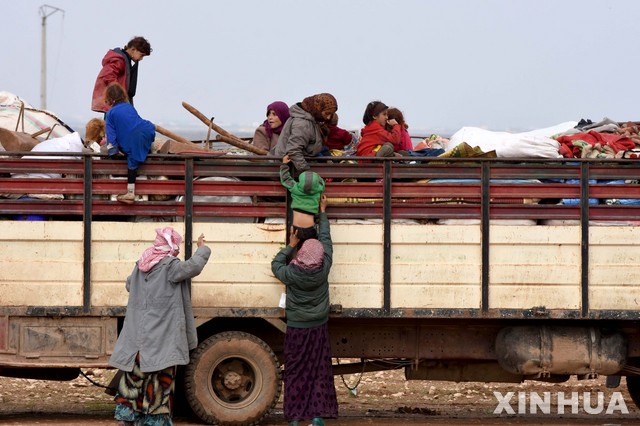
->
[[271, 195, 338, 426]]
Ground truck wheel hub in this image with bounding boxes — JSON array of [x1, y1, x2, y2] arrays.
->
[[223, 371, 242, 389]]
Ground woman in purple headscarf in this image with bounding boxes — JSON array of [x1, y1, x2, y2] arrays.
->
[[252, 101, 290, 151], [271, 195, 338, 426]]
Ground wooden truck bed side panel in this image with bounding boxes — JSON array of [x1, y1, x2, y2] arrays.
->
[[92, 222, 384, 309], [489, 226, 581, 310], [90, 222, 186, 306], [391, 224, 481, 309], [1, 222, 639, 313], [590, 226, 640, 310], [0, 222, 83, 306]]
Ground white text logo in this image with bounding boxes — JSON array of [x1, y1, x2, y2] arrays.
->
[[493, 391, 628, 415]]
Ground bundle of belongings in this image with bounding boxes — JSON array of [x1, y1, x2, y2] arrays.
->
[[0, 91, 74, 151], [444, 121, 577, 159], [2, 132, 85, 201], [555, 118, 639, 159]]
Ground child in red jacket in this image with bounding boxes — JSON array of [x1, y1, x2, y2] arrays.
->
[[356, 101, 402, 157], [325, 113, 353, 151]]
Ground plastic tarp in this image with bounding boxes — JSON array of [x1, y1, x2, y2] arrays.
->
[[0, 91, 73, 139], [446, 122, 578, 159]]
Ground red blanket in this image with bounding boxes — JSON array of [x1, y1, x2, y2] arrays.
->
[[556, 131, 635, 158]]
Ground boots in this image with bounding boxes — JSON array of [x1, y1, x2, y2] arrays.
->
[[117, 183, 136, 204]]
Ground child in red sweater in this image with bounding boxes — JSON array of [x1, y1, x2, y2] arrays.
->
[[387, 107, 413, 155], [325, 113, 353, 151], [356, 101, 402, 157]]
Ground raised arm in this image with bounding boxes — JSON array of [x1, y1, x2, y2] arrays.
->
[[271, 244, 294, 284], [168, 235, 211, 283], [383, 124, 403, 148], [317, 195, 333, 267]]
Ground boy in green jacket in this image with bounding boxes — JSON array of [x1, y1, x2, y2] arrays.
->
[[280, 155, 325, 241]]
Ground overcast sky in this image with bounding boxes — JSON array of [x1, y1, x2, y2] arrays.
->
[[3, 0, 638, 136]]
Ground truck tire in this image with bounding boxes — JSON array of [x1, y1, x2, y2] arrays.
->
[[184, 331, 281, 425], [627, 376, 640, 409]]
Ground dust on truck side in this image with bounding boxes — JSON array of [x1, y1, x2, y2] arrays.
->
[[1, 152, 640, 425]]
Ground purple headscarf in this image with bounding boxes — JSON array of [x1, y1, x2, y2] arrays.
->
[[263, 101, 290, 138]]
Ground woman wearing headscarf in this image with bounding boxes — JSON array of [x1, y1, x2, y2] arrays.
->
[[109, 227, 211, 426], [252, 101, 290, 151], [272, 93, 338, 172], [271, 195, 338, 426]]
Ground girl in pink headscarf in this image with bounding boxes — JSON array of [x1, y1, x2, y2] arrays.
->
[[252, 101, 290, 151], [271, 195, 338, 426]]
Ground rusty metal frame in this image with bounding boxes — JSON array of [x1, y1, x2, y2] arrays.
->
[[1, 153, 640, 320]]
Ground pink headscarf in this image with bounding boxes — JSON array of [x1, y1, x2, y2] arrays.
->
[[138, 227, 183, 272], [290, 239, 324, 271]]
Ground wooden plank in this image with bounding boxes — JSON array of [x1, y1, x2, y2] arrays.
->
[[590, 287, 640, 310], [0, 283, 82, 306], [392, 284, 480, 309], [490, 285, 580, 310]]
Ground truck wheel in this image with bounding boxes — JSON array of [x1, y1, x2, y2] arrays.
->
[[184, 331, 281, 425], [627, 376, 640, 409]]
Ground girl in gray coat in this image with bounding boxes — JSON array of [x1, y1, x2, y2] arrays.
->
[[109, 227, 211, 426]]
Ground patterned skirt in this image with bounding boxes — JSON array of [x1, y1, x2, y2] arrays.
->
[[284, 323, 339, 421], [114, 353, 176, 426]]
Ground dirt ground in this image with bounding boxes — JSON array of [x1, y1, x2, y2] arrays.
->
[[2, 367, 640, 425]]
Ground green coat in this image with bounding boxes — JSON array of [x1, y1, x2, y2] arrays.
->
[[271, 213, 332, 328], [280, 164, 325, 215]]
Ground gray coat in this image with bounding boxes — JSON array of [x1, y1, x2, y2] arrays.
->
[[272, 103, 324, 172], [109, 246, 211, 372]]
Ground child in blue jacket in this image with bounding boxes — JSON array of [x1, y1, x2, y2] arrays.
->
[[104, 82, 156, 204]]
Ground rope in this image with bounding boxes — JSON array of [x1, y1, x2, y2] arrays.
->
[[336, 358, 367, 396], [15, 101, 25, 132], [79, 369, 117, 393], [336, 358, 415, 396]]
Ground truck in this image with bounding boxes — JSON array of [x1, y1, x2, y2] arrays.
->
[[1, 150, 640, 425]]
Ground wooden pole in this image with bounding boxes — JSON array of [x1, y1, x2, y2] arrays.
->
[[181, 101, 268, 155], [155, 125, 201, 147]]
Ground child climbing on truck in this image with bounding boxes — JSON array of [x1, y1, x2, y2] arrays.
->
[[104, 82, 156, 204], [280, 155, 325, 242]]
